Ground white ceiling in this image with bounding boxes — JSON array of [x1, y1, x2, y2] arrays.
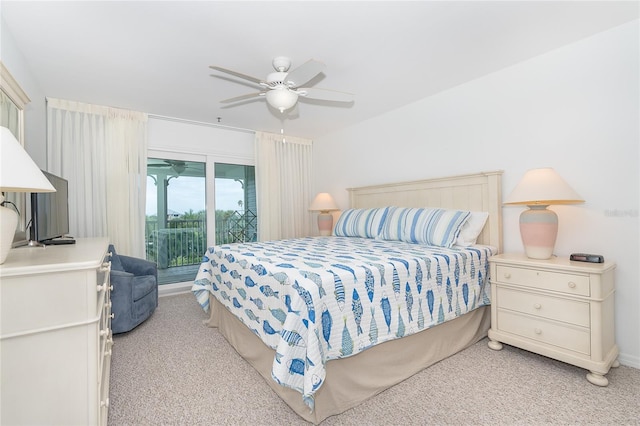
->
[[2, 1, 637, 139]]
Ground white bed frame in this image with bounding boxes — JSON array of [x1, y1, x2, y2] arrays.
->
[[205, 170, 504, 424]]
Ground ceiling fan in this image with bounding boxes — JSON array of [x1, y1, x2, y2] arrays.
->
[[148, 160, 193, 175], [209, 56, 354, 112]]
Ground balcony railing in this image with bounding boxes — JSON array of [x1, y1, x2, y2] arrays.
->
[[145, 210, 257, 269]]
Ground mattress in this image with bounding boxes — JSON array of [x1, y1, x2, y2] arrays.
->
[[192, 236, 496, 411]]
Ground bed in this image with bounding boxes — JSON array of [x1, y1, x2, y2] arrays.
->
[[192, 170, 503, 424]]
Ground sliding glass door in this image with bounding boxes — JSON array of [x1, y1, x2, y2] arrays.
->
[[146, 157, 206, 285], [145, 156, 257, 285]]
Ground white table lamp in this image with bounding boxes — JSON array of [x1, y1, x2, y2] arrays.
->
[[309, 192, 338, 236], [504, 167, 583, 259], [0, 126, 56, 264]]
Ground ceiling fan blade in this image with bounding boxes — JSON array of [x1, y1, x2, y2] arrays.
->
[[297, 87, 354, 103], [284, 59, 325, 88], [220, 92, 264, 104], [209, 65, 264, 85]]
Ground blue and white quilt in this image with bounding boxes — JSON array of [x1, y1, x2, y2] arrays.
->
[[192, 236, 495, 411]]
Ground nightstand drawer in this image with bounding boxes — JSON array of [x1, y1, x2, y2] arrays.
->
[[497, 310, 590, 355], [497, 287, 590, 327], [495, 265, 590, 296]]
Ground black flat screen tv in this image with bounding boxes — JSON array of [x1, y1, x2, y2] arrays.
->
[[30, 170, 70, 243]]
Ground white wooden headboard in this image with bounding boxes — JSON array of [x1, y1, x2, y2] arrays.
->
[[347, 170, 503, 253]]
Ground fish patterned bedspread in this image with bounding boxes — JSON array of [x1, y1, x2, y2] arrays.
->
[[192, 236, 495, 411]]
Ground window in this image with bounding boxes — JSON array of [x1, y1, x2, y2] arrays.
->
[[214, 163, 257, 244], [145, 157, 257, 285]]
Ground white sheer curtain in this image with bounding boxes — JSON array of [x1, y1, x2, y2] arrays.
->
[[255, 131, 314, 241], [46, 98, 148, 257]]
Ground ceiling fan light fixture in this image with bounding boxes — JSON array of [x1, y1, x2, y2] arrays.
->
[[266, 88, 298, 112]]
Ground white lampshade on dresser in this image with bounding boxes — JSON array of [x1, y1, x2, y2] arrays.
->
[[0, 126, 56, 264], [504, 167, 583, 259], [309, 192, 339, 236]]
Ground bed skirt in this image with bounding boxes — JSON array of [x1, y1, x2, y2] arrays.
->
[[206, 293, 491, 424]]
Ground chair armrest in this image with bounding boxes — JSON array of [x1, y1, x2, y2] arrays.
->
[[120, 254, 158, 277]]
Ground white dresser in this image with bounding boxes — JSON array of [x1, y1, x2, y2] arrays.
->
[[488, 253, 619, 386], [0, 238, 113, 425]]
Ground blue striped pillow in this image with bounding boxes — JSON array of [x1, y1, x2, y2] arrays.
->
[[333, 207, 389, 238], [379, 207, 471, 248]]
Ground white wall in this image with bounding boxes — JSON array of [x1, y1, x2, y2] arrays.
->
[[313, 20, 640, 367], [1, 13, 47, 167], [148, 117, 254, 158]]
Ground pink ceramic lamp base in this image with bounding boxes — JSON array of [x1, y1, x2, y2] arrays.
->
[[317, 212, 333, 236], [519, 205, 558, 259]]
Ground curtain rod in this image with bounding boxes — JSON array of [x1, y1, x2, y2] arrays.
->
[[148, 114, 256, 134]]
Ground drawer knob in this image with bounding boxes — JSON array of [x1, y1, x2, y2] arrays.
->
[[504, 273, 511, 279], [534, 303, 542, 310], [534, 328, 542, 335], [568, 281, 577, 289]]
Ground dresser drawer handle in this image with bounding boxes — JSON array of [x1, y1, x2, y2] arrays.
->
[[568, 281, 577, 289], [504, 273, 511, 279], [534, 303, 542, 310], [534, 328, 542, 335]]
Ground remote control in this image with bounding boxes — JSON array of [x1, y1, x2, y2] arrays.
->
[[570, 253, 604, 263]]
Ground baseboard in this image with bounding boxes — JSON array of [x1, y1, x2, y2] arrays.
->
[[618, 352, 640, 369], [158, 281, 192, 297]]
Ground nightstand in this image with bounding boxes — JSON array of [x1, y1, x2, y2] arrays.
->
[[487, 253, 619, 386]]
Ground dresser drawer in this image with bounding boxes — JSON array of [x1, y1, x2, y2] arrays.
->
[[495, 265, 590, 296], [497, 310, 590, 355], [497, 287, 590, 327]]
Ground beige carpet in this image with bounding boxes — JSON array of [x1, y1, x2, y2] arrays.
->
[[109, 293, 640, 425]]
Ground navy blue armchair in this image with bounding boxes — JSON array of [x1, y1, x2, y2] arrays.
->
[[108, 244, 158, 334]]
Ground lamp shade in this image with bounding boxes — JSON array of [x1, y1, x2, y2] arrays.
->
[[0, 126, 56, 193], [504, 168, 583, 260], [0, 126, 55, 264], [504, 167, 583, 205], [309, 192, 338, 213]]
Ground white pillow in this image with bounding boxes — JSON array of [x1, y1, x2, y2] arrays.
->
[[455, 211, 489, 246]]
